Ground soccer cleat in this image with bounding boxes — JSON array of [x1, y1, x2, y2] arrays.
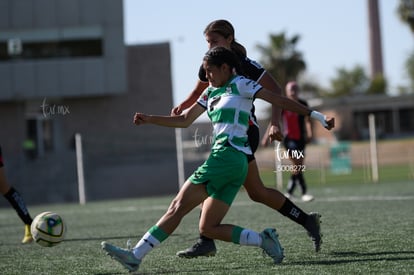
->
[[260, 228, 284, 264], [101, 241, 141, 272], [306, 212, 323, 252], [176, 238, 217, 258], [301, 194, 314, 202], [22, 224, 33, 244]]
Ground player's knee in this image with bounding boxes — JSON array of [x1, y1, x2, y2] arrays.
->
[[246, 185, 266, 202]]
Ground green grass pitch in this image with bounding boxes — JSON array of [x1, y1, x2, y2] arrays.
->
[[0, 173, 413, 274]]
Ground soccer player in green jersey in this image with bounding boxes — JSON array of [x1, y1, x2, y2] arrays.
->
[[174, 20, 326, 257], [101, 46, 334, 273]]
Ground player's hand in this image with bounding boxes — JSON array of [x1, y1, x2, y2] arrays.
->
[[261, 124, 283, 146], [325, 117, 335, 130], [133, 112, 149, 125], [310, 111, 335, 130], [267, 124, 283, 143], [171, 105, 183, 116]]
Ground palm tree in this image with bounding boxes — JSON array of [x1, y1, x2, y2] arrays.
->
[[256, 32, 306, 89], [397, 0, 414, 33]]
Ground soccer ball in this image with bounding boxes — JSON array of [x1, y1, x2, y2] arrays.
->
[[31, 211, 66, 247]]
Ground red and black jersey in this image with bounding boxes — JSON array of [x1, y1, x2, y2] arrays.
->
[[282, 99, 308, 142]]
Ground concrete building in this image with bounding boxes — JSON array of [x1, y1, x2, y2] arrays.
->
[[0, 0, 179, 206], [315, 94, 414, 141]]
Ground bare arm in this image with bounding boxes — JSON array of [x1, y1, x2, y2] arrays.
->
[[305, 116, 313, 143], [256, 88, 335, 130], [135, 102, 205, 128], [258, 72, 283, 123], [257, 72, 284, 143], [171, 80, 209, 115]]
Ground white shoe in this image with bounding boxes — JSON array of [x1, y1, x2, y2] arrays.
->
[[302, 194, 314, 202]]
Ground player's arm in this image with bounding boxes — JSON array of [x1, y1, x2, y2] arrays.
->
[[171, 80, 208, 115], [255, 88, 335, 130], [258, 72, 284, 143], [305, 115, 313, 143], [135, 102, 205, 128]]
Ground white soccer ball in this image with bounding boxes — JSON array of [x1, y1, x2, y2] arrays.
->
[[31, 211, 66, 247]]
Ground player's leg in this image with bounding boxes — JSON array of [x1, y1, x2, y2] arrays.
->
[[176, 207, 217, 258], [286, 173, 297, 197], [102, 180, 208, 271], [132, 181, 207, 259], [176, 145, 248, 259], [290, 144, 314, 202], [199, 196, 284, 264], [0, 166, 33, 243], [294, 158, 313, 202], [243, 160, 308, 225], [244, 159, 321, 252]]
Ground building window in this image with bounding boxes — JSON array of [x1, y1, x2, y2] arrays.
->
[[399, 108, 414, 133], [0, 38, 103, 61], [24, 118, 54, 160]]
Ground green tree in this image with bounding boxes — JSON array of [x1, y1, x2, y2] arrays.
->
[[397, 1, 414, 94], [397, 0, 414, 32], [366, 74, 387, 95], [256, 32, 306, 89], [325, 65, 370, 97], [406, 49, 414, 91]]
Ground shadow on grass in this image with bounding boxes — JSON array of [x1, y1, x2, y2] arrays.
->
[[64, 235, 136, 242], [94, 265, 268, 275], [1, 235, 143, 246], [64, 233, 184, 242], [288, 250, 414, 265]]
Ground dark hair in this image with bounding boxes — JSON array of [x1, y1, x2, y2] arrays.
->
[[203, 19, 247, 57], [203, 46, 241, 73]]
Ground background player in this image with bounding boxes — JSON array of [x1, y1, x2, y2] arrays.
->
[[0, 145, 33, 243], [282, 81, 314, 202]]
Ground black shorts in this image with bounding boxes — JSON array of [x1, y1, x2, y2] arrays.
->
[[0, 146, 3, 167], [283, 137, 306, 156], [247, 125, 259, 163]]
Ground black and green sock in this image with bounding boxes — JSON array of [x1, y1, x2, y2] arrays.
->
[[4, 187, 33, 225]]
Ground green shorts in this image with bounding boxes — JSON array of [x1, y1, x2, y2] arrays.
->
[[189, 146, 248, 205]]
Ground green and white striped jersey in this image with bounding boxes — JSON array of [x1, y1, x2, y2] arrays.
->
[[197, 75, 262, 155]]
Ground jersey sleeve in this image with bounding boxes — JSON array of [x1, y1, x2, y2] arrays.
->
[[240, 56, 266, 81], [236, 77, 262, 98], [196, 89, 209, 109]]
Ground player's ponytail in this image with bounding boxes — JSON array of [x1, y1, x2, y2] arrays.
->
[[230, 41, 247, 57]]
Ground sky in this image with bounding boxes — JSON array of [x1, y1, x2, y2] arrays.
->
[[123, 0, 413, 119]]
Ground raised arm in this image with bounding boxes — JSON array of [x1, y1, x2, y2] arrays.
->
[[171, 80, 209, 115], [135, 102, 205, 128], [255, 88, 335, 130]]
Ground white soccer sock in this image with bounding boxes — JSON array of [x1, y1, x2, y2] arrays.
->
[[239, 229, 262, 247], [132, 232, 161, 259]]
